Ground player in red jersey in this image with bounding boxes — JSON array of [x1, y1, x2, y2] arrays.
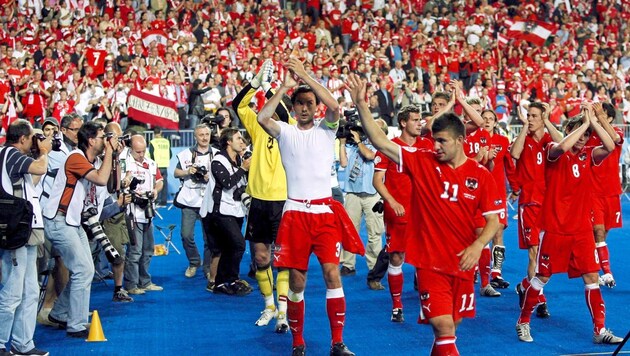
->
[[510, 102, 563, 318], [349, 73, 502, 356], [372, 105, 432, 323], [515, 105, 623, 345], [454, 86, 502, 297], [589, 102, 624, 287], [481, 109, 519, 290]]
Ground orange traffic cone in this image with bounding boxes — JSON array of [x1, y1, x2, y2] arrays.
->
[[86, 310, 107, 342]]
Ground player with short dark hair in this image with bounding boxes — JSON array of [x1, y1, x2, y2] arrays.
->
[[348, 73, 502, 355]]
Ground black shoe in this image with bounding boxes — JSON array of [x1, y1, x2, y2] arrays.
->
[[113, 289, 134, 302], [490, 276, 510, 289], [10, 347, 49, 356], [233, 280, 253, 296], [330, 342, 355, 356], [47, 314, 67, 329], [367, 280, 385, 290], [536, 302, 550, 318], [213, 283, 235, 295], [515, 283, 525, 309], [67, 329, 89, 338], [292, 345, 306, 356], [339, 266, 356, 277], [391, 308, 404, 323], [206, 280, 215, 292]]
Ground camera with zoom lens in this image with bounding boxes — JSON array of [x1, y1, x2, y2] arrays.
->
[[191, 164, 208, 184], [104, 132, 132, 147], [125, 176, 144, 193], [81, 207, 124, 265], [31, 132, 62, 157], [132, 191, 156, 219], [336, 108, 366, 144]]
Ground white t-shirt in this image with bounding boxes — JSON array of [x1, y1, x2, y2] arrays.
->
[[276, 120, 337, 200]]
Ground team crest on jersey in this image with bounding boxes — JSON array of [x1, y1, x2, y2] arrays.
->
[[420, 292, 430, 301], [465, 177, 478, 190], [494, 199, 503, 206], [402, 147, 417, 153], [541, 254, 550, 261], [374, 156, 382, 165], [578, 152, 587, 161], [493, 145, 502, 152], [480, 137, 487, 144]]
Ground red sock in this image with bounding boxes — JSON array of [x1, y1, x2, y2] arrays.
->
[[521, 277, 531, 290], [596, 243, 612, 274], [387, 265, 404, 309], [479, 248, 491, 287], [326, 288, 346, 344], [287, 297, 305, 347], [430, 336, 459, 356], [517, 278, 543, 324], [585, 284, 606, 334]]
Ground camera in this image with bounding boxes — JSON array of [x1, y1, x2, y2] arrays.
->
[[200, 114, 221, 137], [126, 176, 145, 192], [242, 150, 252, 160], [81, 207, 124, 265], [191, 164, 208, 184], [372, 200, 384, 213], [233, 185, 247, 202], [336, 108, 366, 144], [132, 191, 156, 219], [107, 132, 131, 147], [31, 133, 60, 157], [51, 133, 62, 151]]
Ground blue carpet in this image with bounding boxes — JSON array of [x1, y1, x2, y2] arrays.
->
[[33, 201, 630, 355]]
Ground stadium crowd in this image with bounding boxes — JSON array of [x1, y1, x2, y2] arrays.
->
[[0, 0, 629, 355]]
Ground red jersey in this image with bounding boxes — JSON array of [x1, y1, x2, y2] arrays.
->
[[487, 133, 516, 198], [400, 148, 503, 280], [588, 128, 624, 196], [374, 136, 433, 223], [85, 48, 108, 77], [514, 133, 552, 205], [465, 127, 491, 159], [538, 146, 595, 234]]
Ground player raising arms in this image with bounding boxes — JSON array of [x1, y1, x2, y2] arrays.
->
[[515, 104, 623, 344], [348, 73, 502, 355], [257, 58, 364, 356], [510, 102, 563, 318]]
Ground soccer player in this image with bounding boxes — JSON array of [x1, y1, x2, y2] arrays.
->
[[510, 102, 563, 318], [589, 102, 623, 287], [480, 109, 518, 290], [257, 58, 363, 356], [233, 60, 293, 332], [372, 105, 432, 322], [515, 105, 623, 344], [348, 73, 502, 355]]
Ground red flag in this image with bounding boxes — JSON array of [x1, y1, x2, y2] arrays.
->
[[126, 89, 179, 129], [506, 21, 557, 46], [141, 29, 168, 47]]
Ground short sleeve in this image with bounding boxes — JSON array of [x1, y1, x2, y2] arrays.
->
[[374, 151, 388, 171], [479, 170, 504, 216], [66, 153, 95, 179]]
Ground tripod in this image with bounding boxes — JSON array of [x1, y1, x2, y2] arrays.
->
[[155, 224, 181, 255]]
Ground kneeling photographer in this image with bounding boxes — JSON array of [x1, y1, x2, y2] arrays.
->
[[200, 128, 252, 296], [122, 135, 164, 295]]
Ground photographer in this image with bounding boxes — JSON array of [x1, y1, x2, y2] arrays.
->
[[122, 135, 164, 295], [42, 121, 119, 338], [338, 109, 384, 285], [200, 128, 251, 296], [173, 124, 218, 284], [0, 120, 50, 356]]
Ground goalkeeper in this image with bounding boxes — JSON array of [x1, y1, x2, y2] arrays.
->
[[232, 60, 294, 332]]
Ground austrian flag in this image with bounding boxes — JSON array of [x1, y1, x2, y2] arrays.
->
[[142, 30, 168, 47], [506, 21, 558, 46]]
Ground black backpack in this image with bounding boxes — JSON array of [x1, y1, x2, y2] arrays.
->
[[0, 147, 34, 250]]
